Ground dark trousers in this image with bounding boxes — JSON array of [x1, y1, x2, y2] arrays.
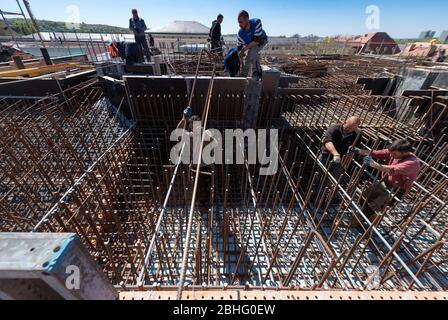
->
[[135, 36, 151, 62], [361, 181, 406, 218], [211, 40, 223, 56], [241, 41, 267, 80]]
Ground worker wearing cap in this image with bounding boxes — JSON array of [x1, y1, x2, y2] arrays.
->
[[236, 10, 268, 80], [351, 139, 421, 222], [129, 9, 151, 62], [209, 14, 224, 56]]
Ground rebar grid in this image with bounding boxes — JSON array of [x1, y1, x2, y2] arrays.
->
[[273, 56, 416, 94], [281, 94, 448, 139], [0, 74, 446, 292]]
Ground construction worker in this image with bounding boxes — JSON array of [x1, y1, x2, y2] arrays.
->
[[209, 14, 224, 56], [108, 41, 120, 59], [321, 116, 362, 171], [351, 139, 421, 223], [236, 10, 268, 80], [129, 9, 151, 62], [312, 116, 362, 203]]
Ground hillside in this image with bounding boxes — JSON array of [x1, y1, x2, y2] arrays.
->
[[0, 20, 20, 36], [2, 19, 131, 35]]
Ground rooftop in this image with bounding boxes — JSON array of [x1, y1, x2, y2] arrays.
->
[[149, 20, 210, 35]]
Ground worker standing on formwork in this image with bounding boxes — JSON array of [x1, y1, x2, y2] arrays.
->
[[351, 139, 421, 224], [209, 14, 224, 56], [236, 10, 268, 80], [129, 9, 151, 62], [320, 116, 362, 181]]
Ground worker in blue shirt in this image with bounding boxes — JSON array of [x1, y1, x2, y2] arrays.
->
[[236, 10, 268, 80], [129, 9, 151, 62]]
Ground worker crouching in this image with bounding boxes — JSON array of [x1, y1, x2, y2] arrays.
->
[[236, 10, 268, 80], [320, 116, 362, 180], [350, 139, 421, 226]]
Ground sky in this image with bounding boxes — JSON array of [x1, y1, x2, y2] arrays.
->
[[2, 0, 448, 38]]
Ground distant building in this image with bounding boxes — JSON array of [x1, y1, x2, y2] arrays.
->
[[146, 20, 211, 50], [419, 31, 436, 39], [402, 42, 448, 59], [439, 31, 448, 43], [149, 21, 209, 40], [336, 32, 400, 55]]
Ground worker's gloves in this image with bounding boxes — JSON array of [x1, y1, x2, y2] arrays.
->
[[183, 106, 193, 119], [363, 156, 374, 167], [348, 146, 361, 155], [333, 155, 342, 164]]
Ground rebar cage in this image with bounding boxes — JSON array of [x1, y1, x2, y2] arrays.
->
[[0, 73, 447, 293]]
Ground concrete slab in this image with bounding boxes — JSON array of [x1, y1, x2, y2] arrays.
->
[[0, 233, 117, 300]]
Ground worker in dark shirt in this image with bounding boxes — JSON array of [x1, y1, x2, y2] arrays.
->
[[209, 14, 224, 56], [321, 116, 362, 167], [312, 117, 361, 203], [129, 9, 151, 62]]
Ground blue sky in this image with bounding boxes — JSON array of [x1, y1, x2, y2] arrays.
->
[[3, 0, 447, 38]]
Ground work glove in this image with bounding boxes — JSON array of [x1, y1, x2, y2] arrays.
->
[[348, 146, 361, 155], [332, 154, 342, 164], [363, 156, 374, 167]]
